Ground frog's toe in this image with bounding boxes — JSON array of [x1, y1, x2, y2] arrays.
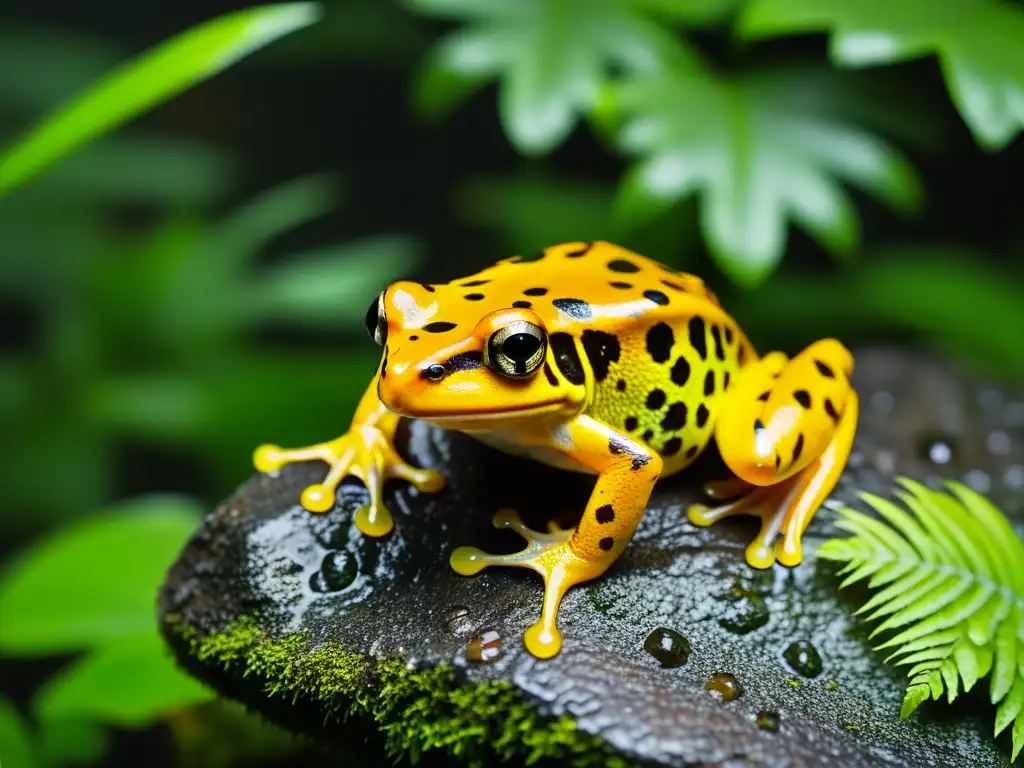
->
[[299, 483, 336, 513], [449, 545, 490, 576], [392, 463, 445, 493], [354, 502, 394, 537], [745, 537, 778, 569], [524, 618, 562, 659], [492, 508, 572, 545]]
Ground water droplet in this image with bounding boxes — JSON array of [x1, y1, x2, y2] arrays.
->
[[783, 641, 822, 678], [917, 433, 957, 466], [316, 550, 358, 591], [718, 604, 769, 635], [643, 627, 690, 668], [441, 605, 473, 635], [705, 673, 744, 702], [466, 629, 503, 663], [986, 430, 1012, 455], [756, 710, 780, 733]]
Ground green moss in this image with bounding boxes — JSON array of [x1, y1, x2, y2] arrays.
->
[[164, 614, 636, 768]]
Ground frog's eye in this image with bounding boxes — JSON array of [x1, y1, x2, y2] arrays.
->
[[485, 321, 547, 379], [364, 292, 387, 346]]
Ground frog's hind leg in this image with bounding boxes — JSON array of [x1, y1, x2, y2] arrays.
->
[[688, 340, 859, 569], [450, 415, 662, 659]]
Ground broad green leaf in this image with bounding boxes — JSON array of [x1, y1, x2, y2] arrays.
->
[[727, 247, 1024, 379], [12, 135, 235, 206], [820, 479, 1024, 757], [454, 172, 701, 265], [411, 61, 489, 123], [85, 375, 210, 444], [239, 236, 419, 329], [144, 175, 341, 343], [34, 719, 110, 768], [739, 0, 1024, 150], [0, 3, 323, 194], [203, 173, 340, 270], [0, 497, 202, 655], [33, 632, 213, 726], [407, 0, 697, 155], [454, 174, 618, 254], [608, 65, 922, 287], [0, 697, 34, 768], [632, 0, 743, 25]]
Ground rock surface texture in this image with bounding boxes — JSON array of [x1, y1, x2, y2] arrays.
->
[[159, 347, 1024, 768]]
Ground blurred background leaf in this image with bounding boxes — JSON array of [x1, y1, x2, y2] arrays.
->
[[606, 63, 924, 287], [738, 0, 1024, 150], [33, 633, 213, 726], [0, 2, 322, 194], [0, 697, 35, 768], [408, 0, 699, 154], [0, 497, 202, 655]]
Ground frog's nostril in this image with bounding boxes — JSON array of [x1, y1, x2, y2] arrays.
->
[[423, 364, 447, 382]]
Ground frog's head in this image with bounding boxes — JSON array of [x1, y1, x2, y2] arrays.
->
[[366, 281, 583, 426]]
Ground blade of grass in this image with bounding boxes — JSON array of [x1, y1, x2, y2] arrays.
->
[[0, 3, 322, 195]]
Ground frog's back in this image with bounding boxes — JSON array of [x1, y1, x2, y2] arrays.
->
[[455, 241, 756, 475]]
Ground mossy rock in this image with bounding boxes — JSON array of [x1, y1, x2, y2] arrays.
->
[[158, 347, 1024, 768]]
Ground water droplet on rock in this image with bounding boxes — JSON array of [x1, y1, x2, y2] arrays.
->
[[705, 673, 744, 701], [319, 550, 358, 591], [441, 605, 473, 634], [718, 604, 769, 635], [466, 629, 502, 663], [917, 433, 956, 466], [756, 710, 780, 733], [643, 627, 690, 668], [783, 641, 822, 678]]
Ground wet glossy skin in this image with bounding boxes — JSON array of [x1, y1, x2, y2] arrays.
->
[[254, 241, 859, 659]]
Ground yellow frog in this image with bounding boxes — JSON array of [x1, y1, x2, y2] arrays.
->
[[254, 242, 858, 659]]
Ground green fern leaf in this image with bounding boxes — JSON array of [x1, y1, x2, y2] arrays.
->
[[818, 477, 1024, 761]]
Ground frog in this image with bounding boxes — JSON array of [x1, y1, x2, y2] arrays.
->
[[253, 241, 858, 659]]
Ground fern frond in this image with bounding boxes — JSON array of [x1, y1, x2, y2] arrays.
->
[[818, 477, 1024, 761]]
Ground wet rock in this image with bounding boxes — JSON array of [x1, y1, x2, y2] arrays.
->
[[159, 348, 1024, 768]]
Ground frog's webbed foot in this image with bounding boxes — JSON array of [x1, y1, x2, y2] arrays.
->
[[254, 425, 445, 537], [450, 509, 591, 659], [688, 485, 798, 569]]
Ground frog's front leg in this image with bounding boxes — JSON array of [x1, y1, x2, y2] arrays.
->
[[450, 414, 662, 659], [688, 340, 858, 569], [253, 376, 445, 536]]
